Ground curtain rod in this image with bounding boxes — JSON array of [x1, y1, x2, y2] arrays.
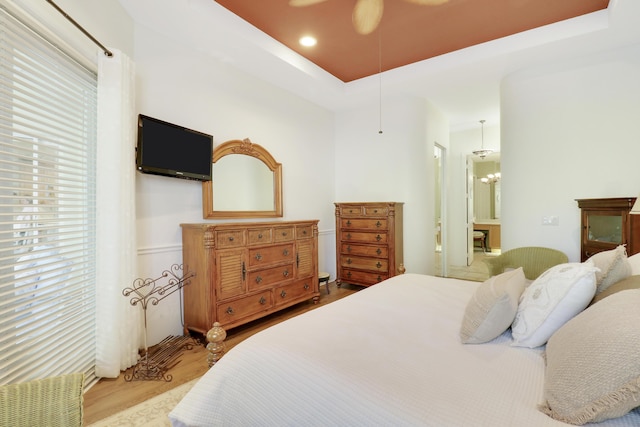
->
[[45, 0, 113, 57]]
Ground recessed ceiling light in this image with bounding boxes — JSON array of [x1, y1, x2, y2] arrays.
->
[[299, 36, 317, 47]]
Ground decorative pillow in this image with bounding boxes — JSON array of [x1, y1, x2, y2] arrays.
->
[[460, 267, 527, 344], [587, 245, 631, 293], [540, 290, 640, 425], [590, 275, 640, 305], [511, 262, 597, 348], [628, 252, 640, 275]]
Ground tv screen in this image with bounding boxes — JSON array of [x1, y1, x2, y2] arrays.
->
[[136, 114, 213, 181]]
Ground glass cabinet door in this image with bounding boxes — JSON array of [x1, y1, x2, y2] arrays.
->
[[586, 213, 622, 244]]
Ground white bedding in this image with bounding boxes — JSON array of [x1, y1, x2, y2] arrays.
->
[[169, 273, 640, 426]]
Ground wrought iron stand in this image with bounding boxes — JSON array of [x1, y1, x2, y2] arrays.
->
[[122, 264, 196, 381]]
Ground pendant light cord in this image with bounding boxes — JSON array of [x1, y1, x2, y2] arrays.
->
[[378, 27, 383, 134]]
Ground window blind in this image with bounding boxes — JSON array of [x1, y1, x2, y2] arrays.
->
[[0, 8, 97, 386]]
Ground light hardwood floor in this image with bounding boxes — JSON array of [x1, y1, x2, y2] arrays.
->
[[83, 282, 360, 425]]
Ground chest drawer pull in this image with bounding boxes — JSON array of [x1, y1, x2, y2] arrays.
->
[[346, 258, 352, 264], [256, 276, 262, 284], [304, 283, 310, 290], [376, 248, 382, 255], [228, 236, 234, 241], [258, 233, 263, 239], [376, 221, 381, 227], [283, 249, 289, 256], [283, 269, 290, 277], [346, 233, 351, 240], [255, 253, 262, 261], [347, 220, 351, 226], [376, 234, 382, 241], [281, 231, 288, 237], [280, 290, 287, 298], [259, 296, 267, 305], [226, 306, 234, 315], [376, 261, 382, 269]]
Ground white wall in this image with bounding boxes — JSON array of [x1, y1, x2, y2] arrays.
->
[[334, 96, 449, 275], [501, 43, 640, 261], [133, 25, 336, 344]]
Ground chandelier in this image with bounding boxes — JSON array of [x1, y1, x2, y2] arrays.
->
[[472, 119, 492, 158], [480, 172, 501, 184]]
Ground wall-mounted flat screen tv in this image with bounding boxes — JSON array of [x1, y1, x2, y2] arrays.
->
[[136, 114, 213, 181]]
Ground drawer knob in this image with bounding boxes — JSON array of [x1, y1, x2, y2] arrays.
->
[[228, 236, 234, 241], [226, 306, 234, 315], [377, 275, 382, 282], [281, 231, 288, 236], [376, 234, 382, 241], [347, 271, 352, 278], [304, 283, 310, 290], [374, 209, 378, 213], [259, 296, 267, 305], [346, 233, 351, 240], [347, 258, 352, 264], [255, 253, 262, 261], [280, 290, 287, 298], [347, 245, 351, 252], [376, 221, 381, 227], [283, 249, 289, 256], [283, 269, 289, 277], [347, 220, 351, 226], [258, 233, 263, 239], [376, 248, 382, 255], [302, 230, 307, 235], [376, 261, 382, 269], [256, 276, 263, 283]]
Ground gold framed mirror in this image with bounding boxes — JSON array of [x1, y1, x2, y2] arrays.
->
[[202, 138, 283, 219]]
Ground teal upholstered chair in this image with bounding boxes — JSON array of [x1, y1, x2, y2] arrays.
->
[[0, 372, 84, 427], [483, 246, 569, 281]]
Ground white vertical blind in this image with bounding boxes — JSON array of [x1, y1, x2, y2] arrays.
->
[[0, 8, 97, 386]]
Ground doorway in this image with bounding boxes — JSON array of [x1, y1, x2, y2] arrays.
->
[[434, 144, 446, 277]]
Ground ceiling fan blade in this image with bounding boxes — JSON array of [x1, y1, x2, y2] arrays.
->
[[353, 0, 384, 35], [289, 0, 329, 6], [403, 0, 450, 5]]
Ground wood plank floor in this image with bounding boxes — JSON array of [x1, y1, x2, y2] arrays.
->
[[83, 282, 359, 424]]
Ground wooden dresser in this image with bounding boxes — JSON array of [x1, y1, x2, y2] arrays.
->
[[180, 220, 319, 334], [335, 202, 404, 287], [576, 198, 640, 261]]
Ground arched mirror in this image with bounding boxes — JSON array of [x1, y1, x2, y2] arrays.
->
[[202, 138, 283, 219]]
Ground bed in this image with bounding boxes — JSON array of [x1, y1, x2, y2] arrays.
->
[[169, 253, 640, 426]]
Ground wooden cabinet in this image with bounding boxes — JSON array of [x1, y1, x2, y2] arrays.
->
[[180, 220, 319, 334], [576, 198, 640, 262], [335, 202, 404, 287]]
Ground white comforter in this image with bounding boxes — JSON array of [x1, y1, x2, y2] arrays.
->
[[169, 273, 640, 426]]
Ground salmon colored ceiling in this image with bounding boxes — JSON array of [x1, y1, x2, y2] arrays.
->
[[214, 0, 609, 82]]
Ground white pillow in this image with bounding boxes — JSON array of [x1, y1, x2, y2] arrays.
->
[[511, 262, 597, 348], [460, 267, 527, 344], [628, 252, 640, 275], [586, 245, 631, 293]]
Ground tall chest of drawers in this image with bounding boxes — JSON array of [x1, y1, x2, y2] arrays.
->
[[335, 202, 404, 287], [180, 220, 319, 334]]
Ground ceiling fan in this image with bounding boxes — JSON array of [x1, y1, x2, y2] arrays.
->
[[289, 0, 450, 35]]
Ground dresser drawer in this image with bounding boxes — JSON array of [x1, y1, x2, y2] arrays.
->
[[216, 229, 245, 248], [296, 224, 314, 240], [274, 279, 316, 307], [248, 244, 294, 268], [340, 255, 388, 272], [341, 218, 388, 231], [247, 262, 295, 291], [274, 226, 295, 242], [342, 231, 388, 244], [216, 290, 272, 323], [339, 205, 364, 216], [364, 206, 389, 216], [341, 242, 388, 259], [342, 269, 388, 286], [248, 227, 273, 246]]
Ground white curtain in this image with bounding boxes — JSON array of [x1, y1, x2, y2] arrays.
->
[[95, 49, 142, 378]]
